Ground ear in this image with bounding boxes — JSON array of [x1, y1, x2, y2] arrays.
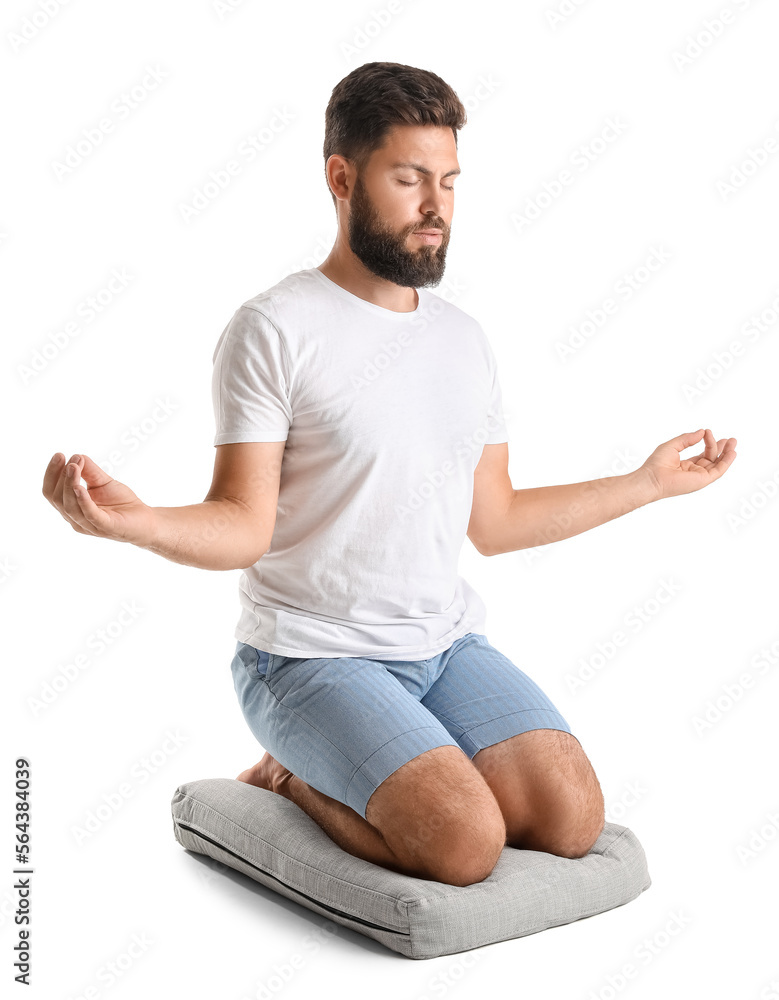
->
[[325, 154, 355, 202]]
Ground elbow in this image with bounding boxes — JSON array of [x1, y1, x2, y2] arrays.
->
[[235, 549, 267, 571], [239, 537, 273, 570], [469, 533, 497, 558]]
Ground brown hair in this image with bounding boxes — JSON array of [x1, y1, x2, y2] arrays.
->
[[323, 61, 467, 206]]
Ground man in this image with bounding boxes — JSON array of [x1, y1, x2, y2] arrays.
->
[[42, 62, 737, 888]]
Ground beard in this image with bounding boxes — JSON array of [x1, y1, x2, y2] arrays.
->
[[346, 174, 450, 289]]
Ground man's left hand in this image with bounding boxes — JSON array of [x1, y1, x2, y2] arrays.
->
[[640, 427, 737, 501]]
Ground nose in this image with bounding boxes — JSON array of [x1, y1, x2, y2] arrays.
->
[[418, 184, 448, 221]]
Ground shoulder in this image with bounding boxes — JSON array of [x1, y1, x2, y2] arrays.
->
[[240, 268, 327, 329]]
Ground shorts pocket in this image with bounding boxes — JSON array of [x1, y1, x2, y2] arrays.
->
[[266, 652, 296, 680], [258, 648, 288, 680], [233, 642, 275, 681]]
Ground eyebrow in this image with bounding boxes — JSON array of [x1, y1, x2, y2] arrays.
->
[[390, 161, 461, 178]]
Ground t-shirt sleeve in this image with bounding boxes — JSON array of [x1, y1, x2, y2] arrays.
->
[[211, 305, 292, 446], [483, 337, 509, 445]]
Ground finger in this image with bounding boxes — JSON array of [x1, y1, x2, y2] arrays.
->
[[46, 452, 84, 520], [44, 452, 96, 533], [59, 455, 83, 512], [42, 452, 66, 506], [71, 477, 112, 532], [666, 428, 705, 453], [60, 456, 98, 534], [711, 437, 736, 463], [62, 453, 111, 530], [703, 428, 718, 461], [690, 432, 725, 467], [51, 452, 77, 507], [77, 453, 112, 489], [706, 440, 738, 480], [710, 437, 736, 460]]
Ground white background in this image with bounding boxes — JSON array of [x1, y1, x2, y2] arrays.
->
[[3, 0, 777, 997]]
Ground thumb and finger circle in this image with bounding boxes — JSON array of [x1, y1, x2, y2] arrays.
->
[[50, 455, 98, 535]]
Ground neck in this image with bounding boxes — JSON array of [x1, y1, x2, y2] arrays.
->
[[317, 241, 419, 313]]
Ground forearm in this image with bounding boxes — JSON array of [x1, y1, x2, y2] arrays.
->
[[491, 469, 659, 554], [142, 499, 265, 571]]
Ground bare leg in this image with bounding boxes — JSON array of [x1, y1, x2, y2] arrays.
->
[[237, 753, 421, 877]]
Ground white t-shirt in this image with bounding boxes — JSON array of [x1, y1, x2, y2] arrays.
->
[[211, 266, 508, 661]]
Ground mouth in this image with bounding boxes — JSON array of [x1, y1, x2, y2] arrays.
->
[[412, 231, 443, 245]]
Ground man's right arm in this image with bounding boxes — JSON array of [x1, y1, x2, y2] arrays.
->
[[143, 498, 272, 571], [43, 441, 286, 572]]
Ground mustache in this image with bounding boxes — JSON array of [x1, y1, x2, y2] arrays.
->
[[410, 223, 448, 234]]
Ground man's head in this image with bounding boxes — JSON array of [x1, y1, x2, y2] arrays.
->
[[323, 62, 466, 288]]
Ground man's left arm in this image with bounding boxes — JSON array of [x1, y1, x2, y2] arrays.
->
[[467, 427, 738, 557]]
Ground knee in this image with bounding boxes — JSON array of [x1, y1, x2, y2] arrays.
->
[[535, 784, 606, 860], [426, 793, 508, 886], [392, 798, 507, 886], [426, 815, 507, 886], [551, 813, 605, 859]]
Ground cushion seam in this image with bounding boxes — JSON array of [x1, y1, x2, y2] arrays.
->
[[176, 793, 412, 918]]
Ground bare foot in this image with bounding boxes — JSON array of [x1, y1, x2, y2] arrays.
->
[[236, 751, 294, 798]]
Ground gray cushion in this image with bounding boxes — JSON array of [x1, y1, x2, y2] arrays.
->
[[171, 777, 651, 960]]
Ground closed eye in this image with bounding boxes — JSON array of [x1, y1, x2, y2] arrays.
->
[[397, 180, 454, 190]]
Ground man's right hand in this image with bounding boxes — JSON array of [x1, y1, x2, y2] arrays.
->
[[42, 453, 157, 547]]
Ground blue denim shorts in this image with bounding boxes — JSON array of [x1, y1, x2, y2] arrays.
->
[[230, 631, 573, 820]]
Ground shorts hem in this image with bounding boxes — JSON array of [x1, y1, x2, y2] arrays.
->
[[347, 727, 461, 820], [458, 709, 573, 758]]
